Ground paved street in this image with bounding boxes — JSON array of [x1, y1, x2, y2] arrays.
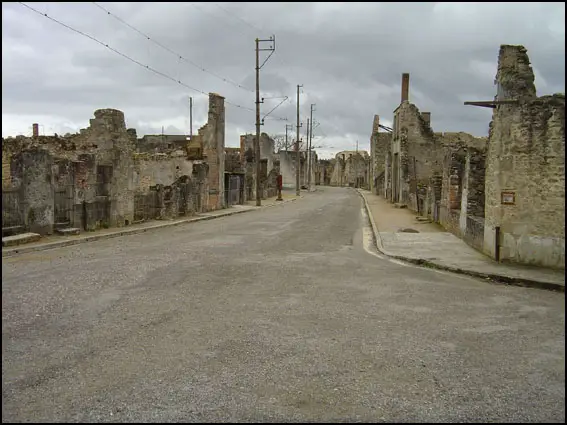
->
[[2, 187, 565, 423]]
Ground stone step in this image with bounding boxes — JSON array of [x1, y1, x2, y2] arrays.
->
[[56, 227, 81, 236], [2, 232, 41, 247]]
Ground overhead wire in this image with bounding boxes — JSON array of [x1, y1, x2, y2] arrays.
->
[[207, 2, 299, 107], [18, 2, 287, 121], [91, 2, 254, 93]]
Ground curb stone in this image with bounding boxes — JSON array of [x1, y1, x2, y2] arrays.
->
[[2, 197, 299, 258], [356, 189, 565, 293]]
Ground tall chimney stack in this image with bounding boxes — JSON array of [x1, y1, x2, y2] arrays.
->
[[32, 123, 39, 138], [401, 73, 410, 103]]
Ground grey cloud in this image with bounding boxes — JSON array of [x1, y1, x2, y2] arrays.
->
[[2, 2, 565, 154]]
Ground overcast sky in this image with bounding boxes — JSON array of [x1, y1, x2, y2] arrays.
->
[[2, 2, 565, 159]]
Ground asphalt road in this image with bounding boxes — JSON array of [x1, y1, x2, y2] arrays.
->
[[2, 187, 565, 423]]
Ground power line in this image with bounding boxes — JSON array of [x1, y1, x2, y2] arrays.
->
[[18, 2, 287, 121], [192, 2, 299, 108], [91, 2, 254, 93], [213, 2, 264, 34]]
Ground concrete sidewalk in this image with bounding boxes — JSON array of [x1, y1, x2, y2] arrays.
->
[[1, 194, 299, 258], [358, 189, 565, 292]]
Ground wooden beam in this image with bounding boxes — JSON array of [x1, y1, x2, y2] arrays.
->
[[464, 100, 519, 108]]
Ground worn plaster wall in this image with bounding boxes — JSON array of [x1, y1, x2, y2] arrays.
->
[[278, 150, 306, 189], [483, 45, 565, 269]]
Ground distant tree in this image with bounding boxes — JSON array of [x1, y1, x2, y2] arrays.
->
[[271, 134, 291, 152]]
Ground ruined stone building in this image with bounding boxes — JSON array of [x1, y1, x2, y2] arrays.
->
[[371, 45, 564, 269], [369, 115, 392, 196], [2, 93, 226, 237], [315, 159, 334, 186], [469, 45, 565, 269], [376, 72, 487, 237], [239, 133, 280, 199], [223, 147, 245, 206], [278, 149, 311, 190], [329, 150, 370, 189]]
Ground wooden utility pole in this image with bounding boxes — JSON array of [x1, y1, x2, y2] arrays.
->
[[285, 124, 293, 151], [255, 38, 262, 206], [296, 84, 303, 196], [305, 118, 310, 187], [254, 36, 276, 207], [189, 96, 193, 139]]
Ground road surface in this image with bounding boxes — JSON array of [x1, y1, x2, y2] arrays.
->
[[2, 187, 565, 422]]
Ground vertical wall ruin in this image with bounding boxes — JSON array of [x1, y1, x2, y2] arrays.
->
[[201, 93, 226, 210], [483, 45, 565, 269], [369, 115, 391, 196], [387, 73, 443, 210], [2, 92, 229, 237]]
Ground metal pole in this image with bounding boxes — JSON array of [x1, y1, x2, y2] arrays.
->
[[189, 96, 193, 139], [308, 103, 314, 190], [306, 118, 310, 188], [296, 84, 302, 196], [255, 38, 262, 206]]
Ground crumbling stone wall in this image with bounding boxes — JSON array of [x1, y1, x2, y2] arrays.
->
[[240, 132, 280, 198], [2, 93, 227, 236], [201, 93, 225, 211], [329, 151, 370, 188], [315, 159, 334, 186], [483, 45, 565, 269], [387, 99, 443, 211], [2, 109, 136, 233], [438, 133, 487, 235], [369, 115, 391, 195], [137, 134, 188, 154]]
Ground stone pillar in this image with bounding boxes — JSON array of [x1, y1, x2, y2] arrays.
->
[[22, 148, 54, 235], [401, 73, 410, 103], [203, 93, 225, 211], [32, 123, 39, 138]]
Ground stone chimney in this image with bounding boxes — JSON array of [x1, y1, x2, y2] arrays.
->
[[32, 123, 39, 138], [421, 112, 431, 126], [401, 73, 410, 103]]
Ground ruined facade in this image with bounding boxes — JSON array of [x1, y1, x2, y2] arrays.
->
[[239, 133, 280, 199], [314, 159, 334, 186], [437, 133, 487, 250], [372, 45, 565, 270], [329, 151, 370, 189], [381, 73, 487, 233], [369, 115, 391, 196], [278, 149, 310, 190], [480, 45, 565, 269], [2, 93, 226, 237], [223, 147, 245, 207], [385, 73, 446, 213]]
